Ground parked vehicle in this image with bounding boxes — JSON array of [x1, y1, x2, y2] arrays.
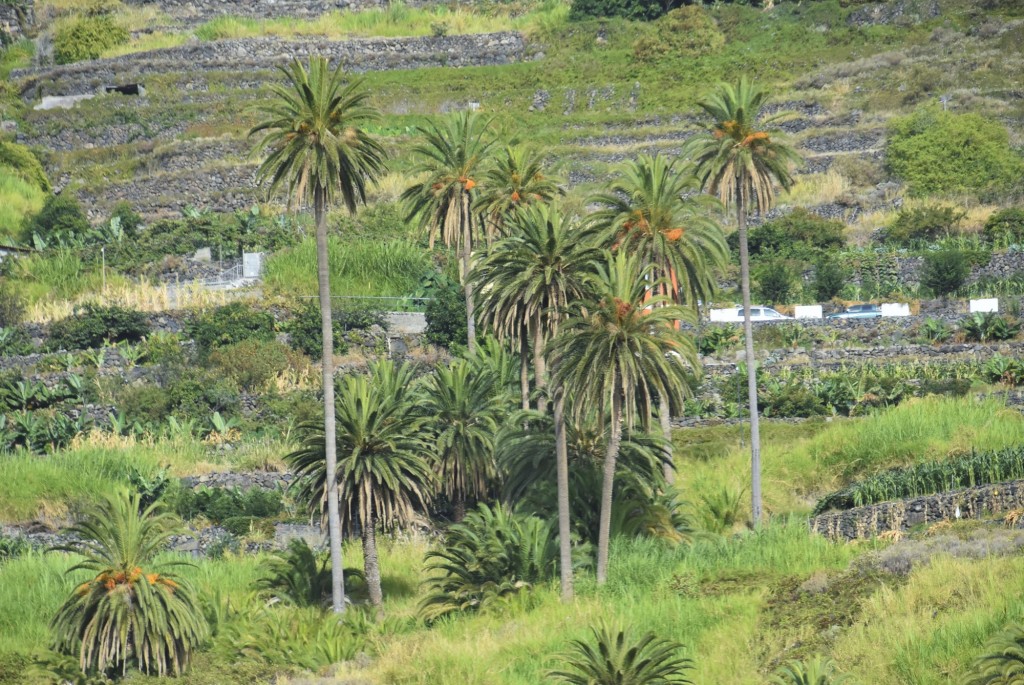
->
[[827, 303, 882, 320], [716, 306, 793, 323]]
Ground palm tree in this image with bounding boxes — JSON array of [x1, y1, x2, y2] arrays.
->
[[474, 144, 562, 243], [419, 358, 504, 522], [548, 252, 698, 583], [684, 76, 802, 526], [770, 656, 852, 685], [50, 491, 206, 678], [250, 56, 386, 614], [548, 623, 694, 685], [402, 111, 494, 353], [964, 624, 1024, 685], [285, 360, 433, 608], [472, 203, 601, 600], [589, 153, 727, 483]]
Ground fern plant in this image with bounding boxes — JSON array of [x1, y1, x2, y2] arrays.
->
[[548, 623, 694, 685]]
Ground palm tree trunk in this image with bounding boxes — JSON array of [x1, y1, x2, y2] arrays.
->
[[362, 515, 383, 610], [519, 329, 530, 412], [462, 194, 477, 354], [659, 395, 674, 485], [553, 391, 574, 601], [533, 311, 547, 414], [737, 190, 762, 528], [315, 187, 345, 614], [596, 380, 622, 585], [453, 494, 466, 523]]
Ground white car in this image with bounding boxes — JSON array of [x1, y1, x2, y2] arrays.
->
[[712, 306, 793, 323]]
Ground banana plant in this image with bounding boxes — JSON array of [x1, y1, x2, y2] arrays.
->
[[116, 341, 148, 369]]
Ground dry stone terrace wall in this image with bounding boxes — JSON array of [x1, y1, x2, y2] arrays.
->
[[13, 32, 527, 98], [811, 479, 1024, 541], [124, 0, 389, 25]]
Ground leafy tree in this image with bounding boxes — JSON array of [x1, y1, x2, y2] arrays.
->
[[983, 208, 1024, 246], [738, 208, 845, 259], [548, 623, 694, 685], [474, 144, 562, 242], [419, 359, 504, 522], [548, 252, 697, 583], [249, 56, 386, 614], [813, 256, 848, 302], [920, 249, 971, 298], [22, 195, 90, 248], [887, 105, 1024, 198], [685, 75, 801, 527], [424, 274, 469, 349], [286, 360, 432, 607], [882, 205, 965, 246], [50, 491, 206, 678], [756, 258, 797, 305], [53, 14, 128, 64], [402, 112, 494, 353]]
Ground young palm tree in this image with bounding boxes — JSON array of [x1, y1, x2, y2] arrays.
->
[[402, 111, 494, 352], [419, 358, 504, 522], [474, 144, 563, 243], [589, 153, 727, 483], [963, 624, 1024, 685], [285, 360, 433, 608], [548, 252, 698, 583], [684, 76, 802, 526], [770, 656, 852, 685], [249, 56, 386, 613], [472, 203, 601, 600], [548, 623, 694, 685], [50, 491, 206, 678]]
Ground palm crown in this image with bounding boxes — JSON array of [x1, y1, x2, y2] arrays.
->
[[474, 144, 563, 241]]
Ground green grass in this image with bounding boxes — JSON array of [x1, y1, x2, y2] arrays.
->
[[10, 249, 128, 304], [0, 172, 44, 240], [263, 236, 433, 299]]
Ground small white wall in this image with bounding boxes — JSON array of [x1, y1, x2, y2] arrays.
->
[[709, 308, 739, 322], [970, 298, 999, 313], [794, 305, 823, 320], [880, 303, 911, 317]]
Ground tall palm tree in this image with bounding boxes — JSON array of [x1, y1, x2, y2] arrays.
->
[[402, 112, 494, 353], [285, 360, 433, 608], [683, 76, 801, 526], [50, 491, 206, 678], [548, 252, 698, 583], [589, 153, 727, 483], [472, 203, 601, 601], [250, 56, 386, 613], [474, 144, 563, 243], [419, 359, 504, 522]]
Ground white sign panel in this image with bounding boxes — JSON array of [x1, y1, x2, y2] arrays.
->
[[242, 252, 264, 279], [880, 303, 911, 317], [794, 305, 823, 320], [970, 298, 999, 313]]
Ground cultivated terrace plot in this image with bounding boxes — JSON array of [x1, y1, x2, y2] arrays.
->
[[1, 0, 1024, 683]]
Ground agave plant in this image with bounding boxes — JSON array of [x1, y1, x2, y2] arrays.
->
[[50, 490, 206, 678], [769, 656, 852, 685], [548, 623, 694, 685]]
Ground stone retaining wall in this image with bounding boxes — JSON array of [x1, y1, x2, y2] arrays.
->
[[0, 1, 32, 40], [810, 479, 1024, 541], [124, 0, 389, 25], [13, 32, 527, 97]]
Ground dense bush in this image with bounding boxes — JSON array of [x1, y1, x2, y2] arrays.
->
[[737, 209, 846, 259], [961, 312, 1019, 342], [920, 249, 971, 297], [880, 205, 964, 246], [52, 14, 129, 64], [756, 259, 798, 305], [285, 301, 349, 360], [570, 0, 683, 20], [633, 6, 724, 62], [187, 301, 275, 353], [116, 369, 240, 424], [0, 326, 31, 356], [208, 339, 298, 392], [983, 207, 1024, 245], [814, 447, 1024, 514], [813, 257, 848, 301], [21, 195, 90, 247], [761, 381, 828, 418], [0, 141, 50, 192], [109, 201, 143, 237], [424, 277, 468, 349], [47, 303, 149, 350], [886, 106, 1024, 198], [168, 485, 283, 523]]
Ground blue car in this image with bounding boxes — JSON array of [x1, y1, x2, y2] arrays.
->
[[827, 303, 882, 320]]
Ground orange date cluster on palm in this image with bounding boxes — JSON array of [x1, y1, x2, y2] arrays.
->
[[77, 568, 178, 595]]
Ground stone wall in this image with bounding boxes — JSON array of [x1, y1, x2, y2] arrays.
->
[[894, 251, 1024, 287], [124, 0, 389, 25], [13, 32, 527, 97], [0, 1, 32, 40], [810, 479, 1024, 541]]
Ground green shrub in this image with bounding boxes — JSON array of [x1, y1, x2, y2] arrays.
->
[[221, 605, 366, 671], [633, 6, 724, 62], [52, 14, 129, 64], [21, 194, 90, 247], [761, 381, 828, 418], [697, 325, 740, 356], [961, 312, 1019, 343], [115, 383, 171, 425], [424, 277, 468, 349], [881, 205, 964, 246], [207, 339, 296, 392], [285, 301, 349, 360], [920, 249, 971, 297], [109, 201, 143, 237], [165, 369, 240, 417], [570, 0, 681, 20], [169, 485, 283, 523], [917, 317, 953, 344], [814, 257, 848, 302], [736, 209, 846, 259], [187, 301, 275, 353], [47, 303, 149, 351], [0, 141, 50, 192], [886, 106, 1024, 198], [0, 326, 31, 356], [983, 207, 1024, 245], [756, 259, 797, 305], [0, 280, 25, 327]]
